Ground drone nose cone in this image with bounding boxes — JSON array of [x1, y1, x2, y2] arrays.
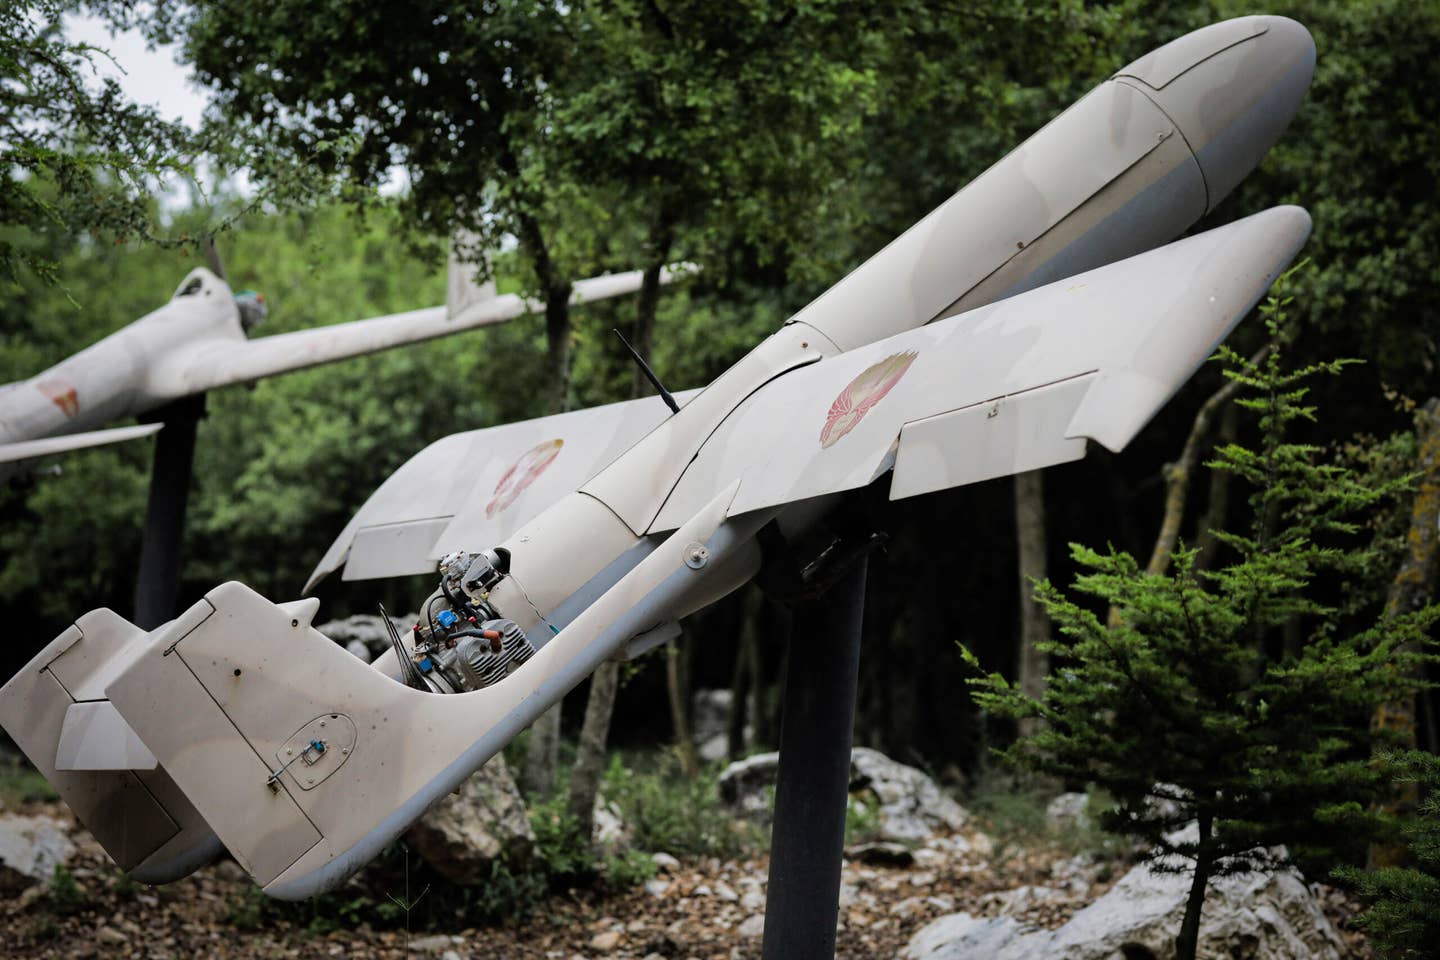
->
[[1116, 15, 1315, 212]]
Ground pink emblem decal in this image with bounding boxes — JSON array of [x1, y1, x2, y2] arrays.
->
[[486, 439, 564, 518], [36, 377, 80, 419], [819, 350, 918, 449]]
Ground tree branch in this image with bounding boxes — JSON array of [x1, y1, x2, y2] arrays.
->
[[1146, 346, 1271, 578]]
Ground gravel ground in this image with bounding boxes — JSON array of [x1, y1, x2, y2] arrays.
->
[[0, 800, 1371, 959]]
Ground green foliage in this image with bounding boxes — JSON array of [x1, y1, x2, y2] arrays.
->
[[0, 755, 58, 809], [965, 279, 1437, 952], [600, 849, 658, 889], [47, 864, 87, 916], [527, 790, 593, 882], [1116, 0, 1440, 399], [844, 793, 885, 847], [222, 885, 266, 932], [601, 753, 761, 859], [1339, 751, 1440, 960], [966, 777, 1128, 863], [0, 2, 198, 287]]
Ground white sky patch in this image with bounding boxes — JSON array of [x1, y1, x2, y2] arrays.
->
[[64, 14, 208, 131], [61, 15, 415, 205]]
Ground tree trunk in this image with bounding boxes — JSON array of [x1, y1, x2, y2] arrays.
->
[[521, 707, 561, 797], [1370, 397, 1440, 867], [1014, 470, 1049, 737], [1175, 813, 1215, 960], [629, 219, 673, 399], [565, 226, 676, 817], [667, 636, 698, 776], [757, 600, 793, 748], [514, 207, 572, 798], [1146, 350, 1263, 578], [1194, 405, 1237, 572], [567, 661, 620, 841], [729, 588, 761, 759], [1109, 352, 1262, 627]]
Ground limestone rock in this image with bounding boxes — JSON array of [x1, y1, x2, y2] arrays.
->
[[593, 794, 632, 853], [0, 814, 75, 893], [1045, 792, 1090, 830], [979, 884, 1067, 917], [851, 747, 968, 841], [908, 913, 1022, 958], [693, 689, 752, 762], [94, 926, 128, 946], [906, 851, 1346, 960], [716, 753, 779, 821], [316, 613, 415, 660], [718, 746, 968, 842], [847, 841, 916, 867], [590, 929, 623, 952], [692, 689, 732, 744], [406, 934, 461, 952], [405, 755, 534, 884]]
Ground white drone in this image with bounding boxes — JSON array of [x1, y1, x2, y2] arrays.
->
[[0, 16, 1315, 902]]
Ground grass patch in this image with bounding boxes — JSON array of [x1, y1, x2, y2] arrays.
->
[[965, 775, 1128, 861], [844, 793, 886, 846], [601, 752, 764, 859], [0, 758, 58, 809], [48, 865, 88, 916]]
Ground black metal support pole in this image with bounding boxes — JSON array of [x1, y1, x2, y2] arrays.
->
[[761, 554, 867, 960], [133, 393, 206, 629]]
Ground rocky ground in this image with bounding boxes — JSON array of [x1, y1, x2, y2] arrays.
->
[[0, 794, 1373, 960]]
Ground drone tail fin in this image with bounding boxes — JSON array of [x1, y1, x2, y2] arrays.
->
[[0, 609, 221, 883]]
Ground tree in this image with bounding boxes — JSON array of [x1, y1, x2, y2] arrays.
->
[[965, 283, 1438, 960], [1340, 750, 1440, 960], [0, 199, 454, 630], [1013, 470, 1049, 738], [0, 1, 200, 287]]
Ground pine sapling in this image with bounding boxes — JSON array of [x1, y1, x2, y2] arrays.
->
[[965, 276, 1437, 960]]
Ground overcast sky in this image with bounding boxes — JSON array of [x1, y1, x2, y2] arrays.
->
[[64, 14, 415, 202], [66, 14, 209, 130]]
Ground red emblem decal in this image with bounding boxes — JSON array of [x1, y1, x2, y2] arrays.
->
[[819, 350, 918, 449], [36, 377, 80, 419], [486, 439, 564, 518]]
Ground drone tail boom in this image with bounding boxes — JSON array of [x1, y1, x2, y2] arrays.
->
[[83, 484, 764, 898]]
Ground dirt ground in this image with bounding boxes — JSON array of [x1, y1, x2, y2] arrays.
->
[[0, 799, 1372, 960]]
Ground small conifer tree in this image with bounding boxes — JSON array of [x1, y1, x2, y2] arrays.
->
[[965, 277, 1438, 960], [1339, 750, 1440, 960]]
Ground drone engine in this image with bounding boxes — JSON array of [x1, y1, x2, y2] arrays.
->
[[394, 549, 536, 694]]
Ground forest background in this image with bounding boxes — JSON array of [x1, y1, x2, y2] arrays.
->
[[3, 0, 1439, 786]]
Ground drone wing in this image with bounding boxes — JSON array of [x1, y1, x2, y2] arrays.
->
[[161, 269, 682, 397], [0, 423, 163, 465], [305, 389, 701, 590], [647, 206, 1311, 532]]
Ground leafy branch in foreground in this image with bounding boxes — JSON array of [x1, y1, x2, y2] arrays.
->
[[0, 2, 200, 287], [964, 274, 1438, 960]]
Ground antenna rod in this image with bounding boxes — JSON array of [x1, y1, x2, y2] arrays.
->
[[204, 236, 227, 282], [613, 328, 680, 415]]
